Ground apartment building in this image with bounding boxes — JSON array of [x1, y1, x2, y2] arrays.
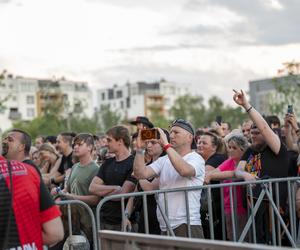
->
[[0, 76, 93, 131], [97, 79, 190, 121]]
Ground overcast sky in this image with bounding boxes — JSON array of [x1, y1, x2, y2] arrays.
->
[[0, 0, 300, 105]]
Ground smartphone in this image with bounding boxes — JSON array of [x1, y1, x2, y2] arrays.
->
[[216, 115, 222, 126], [141, 129, 160, 140], [287, 105, 293, 114]]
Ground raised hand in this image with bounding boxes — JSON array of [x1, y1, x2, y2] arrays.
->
[[232, 89, 249, 109]]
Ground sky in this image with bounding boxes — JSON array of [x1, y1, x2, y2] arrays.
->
[[0, 0, 300, 105]]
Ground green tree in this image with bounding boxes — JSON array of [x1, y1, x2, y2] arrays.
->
[[97, 105, 122, 132], [170, 94, 206, 128], [148, 105, 170, 129], [266, 75, 300, 118]]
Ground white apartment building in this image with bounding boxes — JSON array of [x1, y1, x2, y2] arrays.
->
[[97, 79, 190, 121], [0, 77, 93, 131]]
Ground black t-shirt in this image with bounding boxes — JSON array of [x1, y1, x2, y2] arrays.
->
[[206, 153, 227, 168], [58, 152, 73, 175], [241, 143, 289, 200], [97, 155, 137, 224]]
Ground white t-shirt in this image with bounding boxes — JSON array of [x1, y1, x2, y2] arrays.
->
[[149, 151, 205, 231]]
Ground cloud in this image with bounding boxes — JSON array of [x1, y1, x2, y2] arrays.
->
[[181, 0, 300, 46]]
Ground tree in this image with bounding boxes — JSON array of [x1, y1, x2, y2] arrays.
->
[[266, 75, 300, 118], [169, 94, 247, 130], [97, 105, 122, 132], [148, 105, 170, 129], [170, 94, 206, 128]]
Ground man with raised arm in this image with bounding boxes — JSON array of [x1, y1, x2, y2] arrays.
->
[[133, 119, 205, 238], [233, 89, 289, 243]]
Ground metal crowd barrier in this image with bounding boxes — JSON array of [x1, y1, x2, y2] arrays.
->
[[96, 176, 300, 249], [99, 230, 291, 250], [56, 199, 98, 250]]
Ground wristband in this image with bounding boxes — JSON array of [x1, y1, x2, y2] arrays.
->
[[136, 148, 145, 155], [163, 143, 172, 152], [246, 106, 253, 113]]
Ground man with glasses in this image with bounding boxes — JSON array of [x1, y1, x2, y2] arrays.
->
[[133, 119, 205, 238], [233, 90, 289, 243]]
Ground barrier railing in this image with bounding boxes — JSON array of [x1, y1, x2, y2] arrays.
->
[[56, 199, 98, 250], [99, 230, 291, 250], [96, 176, 300, 249]]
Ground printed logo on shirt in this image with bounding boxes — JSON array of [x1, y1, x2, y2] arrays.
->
[[0, 160, 28, 178], [245, 153, 262, 178]]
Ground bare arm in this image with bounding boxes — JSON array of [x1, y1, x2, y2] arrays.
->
[[133, 130, 158, 179], [42, 217, 64, 246], [139, 178, 159, 191], [205, 165, 216, 172], [233, 89, 280, 154], [165, 147, 196, 177], [89, 176, 122, 196], [157, 128, 196, 178], [65, 193, 100, 206], [234, 160, 257, 181], [204, 168, 235, 184]]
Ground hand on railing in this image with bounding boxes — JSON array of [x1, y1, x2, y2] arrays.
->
[[123, 218, 132, 232]]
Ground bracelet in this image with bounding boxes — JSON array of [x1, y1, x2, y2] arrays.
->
[[246, 106, 253, 113], [136, 148, 145, 155], [163, 143, 172, 152]]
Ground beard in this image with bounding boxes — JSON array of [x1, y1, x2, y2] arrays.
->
[[1, 143, 8, 156], [251, 142, 267, 153]]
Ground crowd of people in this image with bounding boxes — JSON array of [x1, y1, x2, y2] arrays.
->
[[1, 89, 300, 249]]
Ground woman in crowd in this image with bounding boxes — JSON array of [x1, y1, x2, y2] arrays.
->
[[123, 130, 170, 234], [38, 143, 62, 187], [204, 133, 249, 241], [197, 131, 227, 239]]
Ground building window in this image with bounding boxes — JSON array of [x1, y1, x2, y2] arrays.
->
[[120, 101, 124, 109], [27, 108, 35, 117], [108, 89, 114, 100], [116, 90, 122, 98], [26, 95, 35, 104], [102, 92, 105, 100]]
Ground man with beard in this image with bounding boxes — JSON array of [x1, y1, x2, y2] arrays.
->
[[2, 129, 39, 172], [233, 89, 289, 243]]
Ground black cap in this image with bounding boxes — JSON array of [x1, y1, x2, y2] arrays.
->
[[130, 116, 154, 128], [171, 119, 197, 149]]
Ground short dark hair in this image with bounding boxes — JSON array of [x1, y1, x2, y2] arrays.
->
[[73, 133, 94, 147], [45, 135, 57, 145], [106, 126, 131, 148], [59, 132, 76, 146], [265, 115, 280, 127], [10, 129, 31, 156]]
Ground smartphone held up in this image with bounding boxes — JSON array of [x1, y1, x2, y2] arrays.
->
[[141, 129, 160, 140]]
